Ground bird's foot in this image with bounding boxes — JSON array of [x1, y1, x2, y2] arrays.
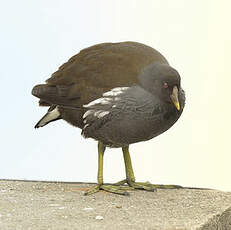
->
[[114, 179, 156, 191], [114, 179, 183, 191], [84, 181, 183, 196], [84, 184, 130, 196]]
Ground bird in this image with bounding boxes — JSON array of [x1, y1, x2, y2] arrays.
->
[[32, 41, 185, 195]]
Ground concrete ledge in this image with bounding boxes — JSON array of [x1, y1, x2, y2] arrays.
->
[[0, 180, 231, 230]]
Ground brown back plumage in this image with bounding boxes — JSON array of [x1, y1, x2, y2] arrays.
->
[[45, 42, 168, 105]]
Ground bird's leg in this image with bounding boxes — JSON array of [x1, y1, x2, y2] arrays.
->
[[84, 142, 129, 196], [119, 146, 155, 191], [115, 146, 182, 191]]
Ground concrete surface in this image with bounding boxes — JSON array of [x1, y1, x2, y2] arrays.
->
[[0, 180, 231, 230]]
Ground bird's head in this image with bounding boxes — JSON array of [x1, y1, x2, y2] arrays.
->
[[139, 63, 183, 111]]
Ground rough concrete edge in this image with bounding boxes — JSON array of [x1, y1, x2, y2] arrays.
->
[[1, 179, 231, 230], [0, 179, 213, 190], [199, 207, 231, 230], [0, 178, 96, 184]]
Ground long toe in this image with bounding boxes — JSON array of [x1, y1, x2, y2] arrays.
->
[[101, 185, 130, 196], [84, 184, 130, 196], [132, 182, 183, 190], [114, 179, 183, 191], [84, 185, 100, 196], [128, 181, 156, 192], [148, 184, 183, 189]]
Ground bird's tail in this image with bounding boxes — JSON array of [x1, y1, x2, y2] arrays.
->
[[32, 84, 80, 107], [32, 84, 66, 106], [32, 84, 58, 100]]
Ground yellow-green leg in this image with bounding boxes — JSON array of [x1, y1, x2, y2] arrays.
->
[[115, 146, 183, 191], [84, 142, 129, 196]]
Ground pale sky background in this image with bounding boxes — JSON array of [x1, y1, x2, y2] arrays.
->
[[0, 0, 230, 191]]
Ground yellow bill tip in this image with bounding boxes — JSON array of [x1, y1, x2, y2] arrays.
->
[[174, 102, 180, 111]]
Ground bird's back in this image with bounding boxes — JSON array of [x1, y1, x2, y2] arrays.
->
[[47, 42, 168, 89]]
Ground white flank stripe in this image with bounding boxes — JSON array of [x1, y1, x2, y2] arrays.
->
[[83, 110, 95, 119], [83, 97, 112, 108], [82, 87, 129, 122], [103, 87, 129, 97], [83, 124, 89, 129], [94, 111, 109, 118]]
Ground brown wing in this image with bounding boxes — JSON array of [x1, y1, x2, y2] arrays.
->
[[44, 41, 169, 106]]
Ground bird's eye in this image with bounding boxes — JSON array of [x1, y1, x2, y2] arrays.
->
[[163, 82, 168, 88]]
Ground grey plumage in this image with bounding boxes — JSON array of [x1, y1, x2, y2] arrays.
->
[[82, 84, 184, 147]]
